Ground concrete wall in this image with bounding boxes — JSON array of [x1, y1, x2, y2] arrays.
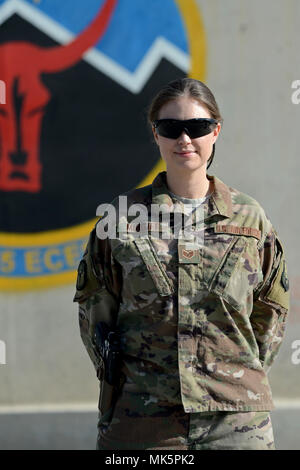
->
[[0, 0, 299, 450], [197, 0, 300, 405]]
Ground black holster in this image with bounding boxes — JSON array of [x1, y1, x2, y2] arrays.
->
[[94, 322, 124, 420]]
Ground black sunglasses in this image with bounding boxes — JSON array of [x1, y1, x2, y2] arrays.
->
[[153, 118, 218, 139]]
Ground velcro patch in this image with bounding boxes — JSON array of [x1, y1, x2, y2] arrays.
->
[[178, 245, 201, 263], [264, 253, 290, 311], [127, 222, 169, 233], [76, 259, 87, 291], [73, 229, 104, 303], [281, 260, 289, 292], [215, 225, 261, 240]]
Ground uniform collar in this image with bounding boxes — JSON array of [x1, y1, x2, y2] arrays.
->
[[151, 171, 233, 219], [207, 174, 233, 218]]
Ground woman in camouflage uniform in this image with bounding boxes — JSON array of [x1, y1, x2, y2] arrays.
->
[[74, 78, 290, 450]]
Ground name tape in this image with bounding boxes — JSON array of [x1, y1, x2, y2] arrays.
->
[[215, 225, 261, 240]]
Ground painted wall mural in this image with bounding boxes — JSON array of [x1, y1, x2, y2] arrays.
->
[[0, 0, 206, 290]]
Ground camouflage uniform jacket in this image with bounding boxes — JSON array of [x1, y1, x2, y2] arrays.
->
[[74, 171, 290, 412]]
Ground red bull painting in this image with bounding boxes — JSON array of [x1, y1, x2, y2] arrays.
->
[[0, 0, 206, 290]]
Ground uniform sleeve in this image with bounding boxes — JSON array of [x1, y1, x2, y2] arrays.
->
[[73, 222, 122, 377], [250, 227, 290, 373]]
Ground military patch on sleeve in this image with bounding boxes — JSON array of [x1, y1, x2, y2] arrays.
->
[[215, 225, 261, 240], [280, 260, 289, 292], [76, 259, 87, 291], [264, 243, 290, 311]]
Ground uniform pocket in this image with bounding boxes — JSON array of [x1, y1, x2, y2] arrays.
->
[[112, 237, 174, 297], [73, 229, 104, 303], [261, 237, 290, 311], [207, 235, 263, 312], [133, 238, 174, 296]]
